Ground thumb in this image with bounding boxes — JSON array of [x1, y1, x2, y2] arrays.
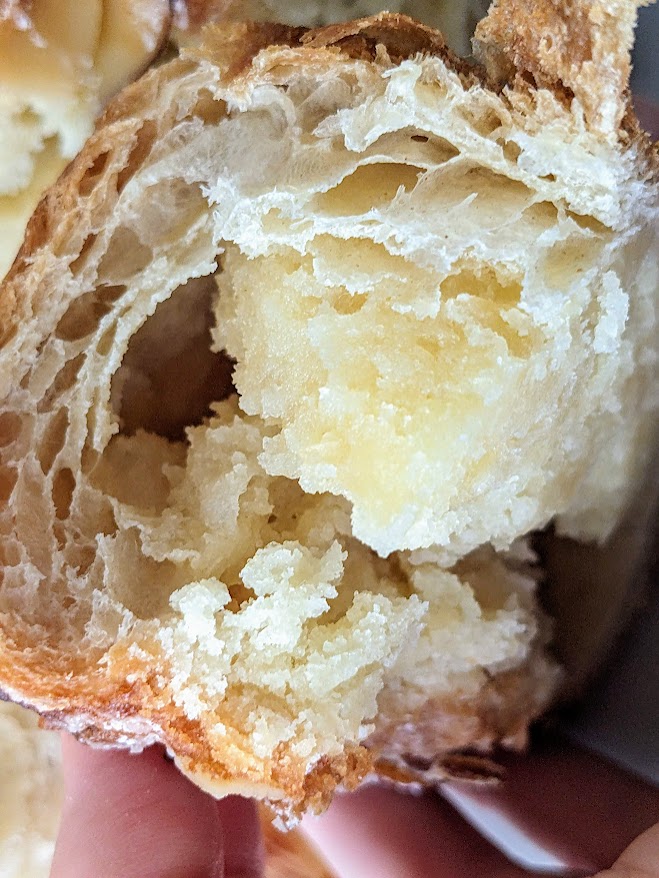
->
[[50, 735, 223, 878], [595, 821, 659, 878]]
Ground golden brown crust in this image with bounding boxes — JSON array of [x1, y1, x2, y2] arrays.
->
[[303, 13, 447, 56], [9, 3, 651, 292], [300, 12, 487, 85], [3, 10, 488, 284], [187, 19, 306, 78], [474, 0, 643, 135], [367, 655, 556, 787], [4, 13, 477, 299], [0, 15, 509, 811], [0, 631, 370, 819]]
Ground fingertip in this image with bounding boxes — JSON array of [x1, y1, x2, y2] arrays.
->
[[441, 738, 659, 873], [604, 821, 659, 878], [51, 735, 223, 878], [304, 784, 527, 878]]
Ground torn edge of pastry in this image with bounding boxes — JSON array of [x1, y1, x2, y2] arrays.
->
[[0, 5, 656, 825], [0, 695, 333, 878], [474, 0, 650, 138]]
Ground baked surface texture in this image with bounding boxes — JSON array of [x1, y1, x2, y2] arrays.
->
[[0, 3, 656, 821]]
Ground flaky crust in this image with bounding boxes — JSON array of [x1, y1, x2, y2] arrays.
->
[[474, 0, 644, 136], [0, 8, 655, 819]]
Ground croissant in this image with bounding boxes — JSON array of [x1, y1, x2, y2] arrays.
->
[[0, 4, 656, 824]]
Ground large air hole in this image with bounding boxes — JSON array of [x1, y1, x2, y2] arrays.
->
[[36, 353, 86, 413], [38, 407, 69, 474], [52, 467, 75, 520], [78, 151, 111, 198], [97, 226, 153, 282], [441, 266, 522, 306], [0, 412, 22, 448], [69, 233, 98, 276], [189, 89, 227, 125], [314, 163, 423, 216], [0, 467, 17, 503], [116, 120, 158, 194], [111, 274, 235, 441], [55, 284, 127, 341]]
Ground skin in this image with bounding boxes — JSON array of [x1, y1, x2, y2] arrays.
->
[[50, 735, 659, 878], [50, 737, 263, 878], [50, 101, 659, 878], [306, 742, 659, 878]]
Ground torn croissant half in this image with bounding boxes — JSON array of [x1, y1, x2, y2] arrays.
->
[[0, 4, 657, 823]]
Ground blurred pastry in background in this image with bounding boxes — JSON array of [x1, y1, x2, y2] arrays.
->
[[171, 0, 490, 55], [0, 0, 171, 279], [0, 702, 62, 878]]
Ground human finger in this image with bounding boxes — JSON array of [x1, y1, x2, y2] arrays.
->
[[303, 784, 531, 878], [595, 820, 659, 878], [442, 735, 659, 873], [50, 735, 223, 878], [217, 795, 265, 878], [304, 734, 659, 877]]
